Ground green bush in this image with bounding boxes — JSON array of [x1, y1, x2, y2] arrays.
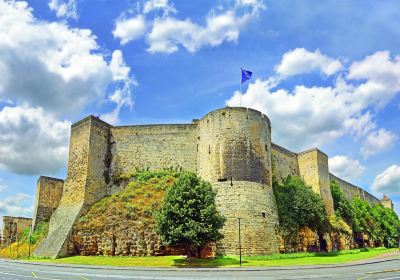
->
[[272, 176, 327, 249], [155, 172, 226, 258]]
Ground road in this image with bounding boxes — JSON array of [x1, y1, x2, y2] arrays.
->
[[0, 258, 399, 280]]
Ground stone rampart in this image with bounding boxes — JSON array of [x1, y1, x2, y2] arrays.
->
[[329, 173, 380, 205], [110, 124, 198, 179], [1, 216, 32, 247], [271, 143, 299, 182], [32, 176, 63, 230]]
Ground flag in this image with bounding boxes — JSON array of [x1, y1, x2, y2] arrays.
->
[[241, 68, 252, 84]]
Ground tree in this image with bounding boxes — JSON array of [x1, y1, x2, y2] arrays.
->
[[330, 181, 355, 226], [155, 172, 226, 258], [273, 176, 327, 250]]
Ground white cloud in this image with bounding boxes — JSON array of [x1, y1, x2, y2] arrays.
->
[[147, 9, 252, 54], [113, 0, 264, 53], [110, 50, 131, 81], [329, 155, 365, 181], [348, 51, 400, 109], [0, 0, 134, 120], [113, 15, 147, 45], [101, 50, 135, 125], [0, 193, 33, 218], [143, 0, 176, 15], [275, 48, 343, 77], [361, 129, 398, 158], [226, 50, 400, 153], [372, 165, 400, 195], [0, 105, 70, 175], [48, 0, 77, 19], [236, 0, 266, 9]]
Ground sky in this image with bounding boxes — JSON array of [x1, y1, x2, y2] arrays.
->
[[0, 0, 400, 228]]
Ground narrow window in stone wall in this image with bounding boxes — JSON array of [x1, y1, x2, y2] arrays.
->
[[209, 145, 211, 154], [262, 212, 266, 218]]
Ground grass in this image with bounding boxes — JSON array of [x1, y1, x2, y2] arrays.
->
[[22, 248, 398, 268]]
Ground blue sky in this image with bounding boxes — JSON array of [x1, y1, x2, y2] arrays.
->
[[0, 0, 400, 225]]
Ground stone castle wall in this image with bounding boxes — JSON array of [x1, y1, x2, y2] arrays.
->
[[109, 124, 198, 178], [32, 176, 63, 230], [1, 216, 32, 247], [329, 173, 380, 205], [271, 143, 299, 182], [30, 107, 391, 258]]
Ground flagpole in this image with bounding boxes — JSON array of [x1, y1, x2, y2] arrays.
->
[[240, 68, 242, 107]]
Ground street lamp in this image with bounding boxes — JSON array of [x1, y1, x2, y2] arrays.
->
[[238, 218, 242, 267]]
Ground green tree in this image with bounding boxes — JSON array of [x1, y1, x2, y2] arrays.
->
[[155, 172, 226, 258], [273, 176, 327, 250], [330, 181, 355, 226], [370, 204, 400, 247]]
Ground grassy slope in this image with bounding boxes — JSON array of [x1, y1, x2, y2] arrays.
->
[[26, 248, 398, 267]]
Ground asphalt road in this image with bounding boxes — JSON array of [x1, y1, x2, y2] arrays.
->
[[0, 258, 399, 280]]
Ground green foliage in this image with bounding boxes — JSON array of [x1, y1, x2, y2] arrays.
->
[[155, 172, 226, 257], [20, 222, 49, 245], [352, 197, 400, 247], [273, 176, 327, 247], [330, 181, 400, 247], [330, 181, 355, 226]]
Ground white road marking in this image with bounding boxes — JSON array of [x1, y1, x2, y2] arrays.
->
[[0, 271, 63, 280]]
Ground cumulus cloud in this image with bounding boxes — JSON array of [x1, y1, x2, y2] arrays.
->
[[329, 155, 365, 181], [361, 129, 398, 158], [226, 49, 399, 153], [113, 0, 265, 53], [0, 192, 33, 229], [143, 0, 176, 15], [0, 1, 136, 175], [275, 48, 343, 77], [0, 106, 70, 175], [113, 15, 147, 45], [48, 0, 77, 19], [0, 0, 134, 117], [372, 165, 400, 195]]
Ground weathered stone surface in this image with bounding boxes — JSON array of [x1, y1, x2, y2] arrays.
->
[[110, 124, 198, 179], [34, 116, 111, 258], [330, 173, 380, 206], [32, 176, 63, 230], [381, 195, 394, 210], [1, 216, 32, 247], [298, 149, 335, 215], [271, 143, 299, 182]]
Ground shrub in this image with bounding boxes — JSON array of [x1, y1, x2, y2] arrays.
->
[[155, 172, 226, 258]]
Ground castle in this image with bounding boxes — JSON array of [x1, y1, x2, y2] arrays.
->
[[1, 107, 394, 257]]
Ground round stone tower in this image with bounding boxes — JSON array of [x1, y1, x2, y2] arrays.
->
[[197, 107, 279, 255]]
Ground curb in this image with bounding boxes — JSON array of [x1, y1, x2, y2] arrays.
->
[[1, 256, 399, 272]]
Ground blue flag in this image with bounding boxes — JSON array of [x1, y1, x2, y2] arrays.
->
[[241, 68, 252, 84]]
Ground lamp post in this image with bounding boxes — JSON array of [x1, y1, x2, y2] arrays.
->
[[238, 218, 242, 267], [28, 225, 33, 259]]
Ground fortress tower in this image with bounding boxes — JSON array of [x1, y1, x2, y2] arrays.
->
[[197, 108, 279, 255]]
